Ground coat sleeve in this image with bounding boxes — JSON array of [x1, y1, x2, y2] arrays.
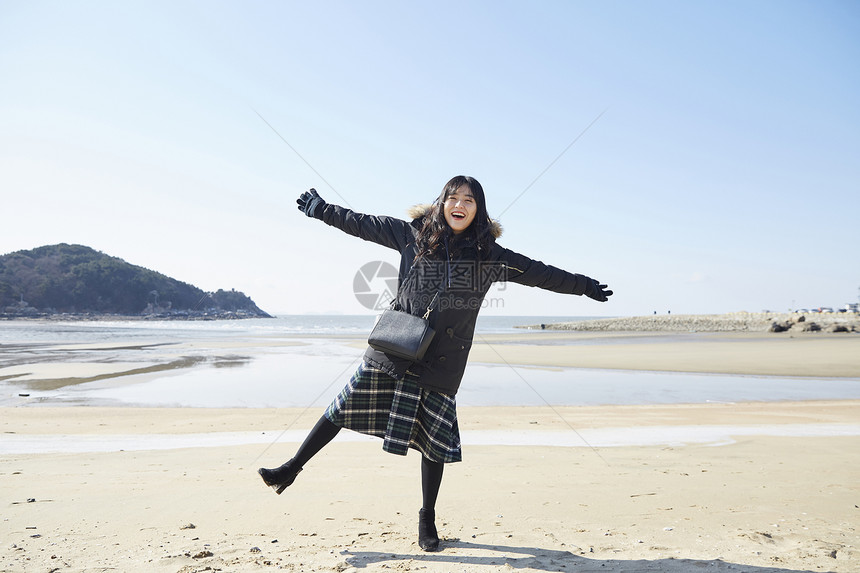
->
[[313, 203, 414, 252], [488, 244, 592, 296]]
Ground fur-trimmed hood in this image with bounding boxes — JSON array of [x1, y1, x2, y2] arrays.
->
[[406, 204, 503, 239]]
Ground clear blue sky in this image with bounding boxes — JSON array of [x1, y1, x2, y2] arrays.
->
[[2, 0, 858, 316]]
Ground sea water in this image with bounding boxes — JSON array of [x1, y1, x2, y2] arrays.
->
[[2, 316, 860, 408], [0, 314, 589, 342]]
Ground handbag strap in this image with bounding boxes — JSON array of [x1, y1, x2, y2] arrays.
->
[[421, 292, 439, 320], [389, 259, 440, 320]]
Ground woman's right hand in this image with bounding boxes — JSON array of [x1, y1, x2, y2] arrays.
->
[[297, 188, 326, 218]]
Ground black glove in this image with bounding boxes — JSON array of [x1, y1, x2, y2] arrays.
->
[[584, 278, 613, 302], [296, 188, 325, 218]]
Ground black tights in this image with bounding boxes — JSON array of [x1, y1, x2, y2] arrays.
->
[[290, 415, 341, 467], [290, 414, 445, 510], [421, 456, 444, 511]]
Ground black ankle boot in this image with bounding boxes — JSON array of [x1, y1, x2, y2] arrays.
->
[[258, 460, 303, 495], [418, 508, 440, 551]]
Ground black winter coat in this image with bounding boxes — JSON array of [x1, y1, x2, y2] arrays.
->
[[315, 203, 596, 396]]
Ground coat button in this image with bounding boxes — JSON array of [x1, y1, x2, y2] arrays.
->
[[438, 356, 447, 362], [446, 328, 454, 336]]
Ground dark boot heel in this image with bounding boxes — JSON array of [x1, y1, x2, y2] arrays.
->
[[418, 508, 440, 551], [258, 462, 303, 495]]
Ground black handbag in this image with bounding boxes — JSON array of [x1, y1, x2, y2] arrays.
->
[[368, 291, 439, 362]]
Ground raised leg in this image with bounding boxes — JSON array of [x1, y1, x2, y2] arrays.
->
[[258, 415, 341, 494]]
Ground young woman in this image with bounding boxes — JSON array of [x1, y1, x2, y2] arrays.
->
[[259, 175, 612, 551]]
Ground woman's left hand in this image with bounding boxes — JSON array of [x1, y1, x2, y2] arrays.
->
[[585, 278, 613, 302]]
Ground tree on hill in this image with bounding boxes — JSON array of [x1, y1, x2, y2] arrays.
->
[[0, 244, 270, 317]]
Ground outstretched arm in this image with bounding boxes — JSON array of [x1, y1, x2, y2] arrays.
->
[[491, 245, 613, 302], [297, 189, 413, 252]]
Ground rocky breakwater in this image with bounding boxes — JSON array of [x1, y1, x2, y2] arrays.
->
[[523, 312, 860, 333], [767, 313, 858, 333]]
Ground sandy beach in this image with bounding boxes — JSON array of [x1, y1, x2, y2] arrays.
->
[[2, 320, 859, 572]]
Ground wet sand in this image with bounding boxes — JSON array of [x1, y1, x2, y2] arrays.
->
[[467, 330, 860, 378]]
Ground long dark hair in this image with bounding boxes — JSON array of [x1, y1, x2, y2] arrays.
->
[[415, 175, 494, 260]]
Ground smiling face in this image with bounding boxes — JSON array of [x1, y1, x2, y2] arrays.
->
[[443, 185, 477, 234]]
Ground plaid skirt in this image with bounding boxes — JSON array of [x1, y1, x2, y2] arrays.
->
[[324, 361, 462, 463]]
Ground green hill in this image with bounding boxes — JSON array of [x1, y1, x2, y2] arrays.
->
[[0, 244, 271, 318]]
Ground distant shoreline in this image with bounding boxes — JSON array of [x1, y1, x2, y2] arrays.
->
[[0, 310, 273, 321], [5, 310, 860, 331], [520, 311, 860, 333]]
